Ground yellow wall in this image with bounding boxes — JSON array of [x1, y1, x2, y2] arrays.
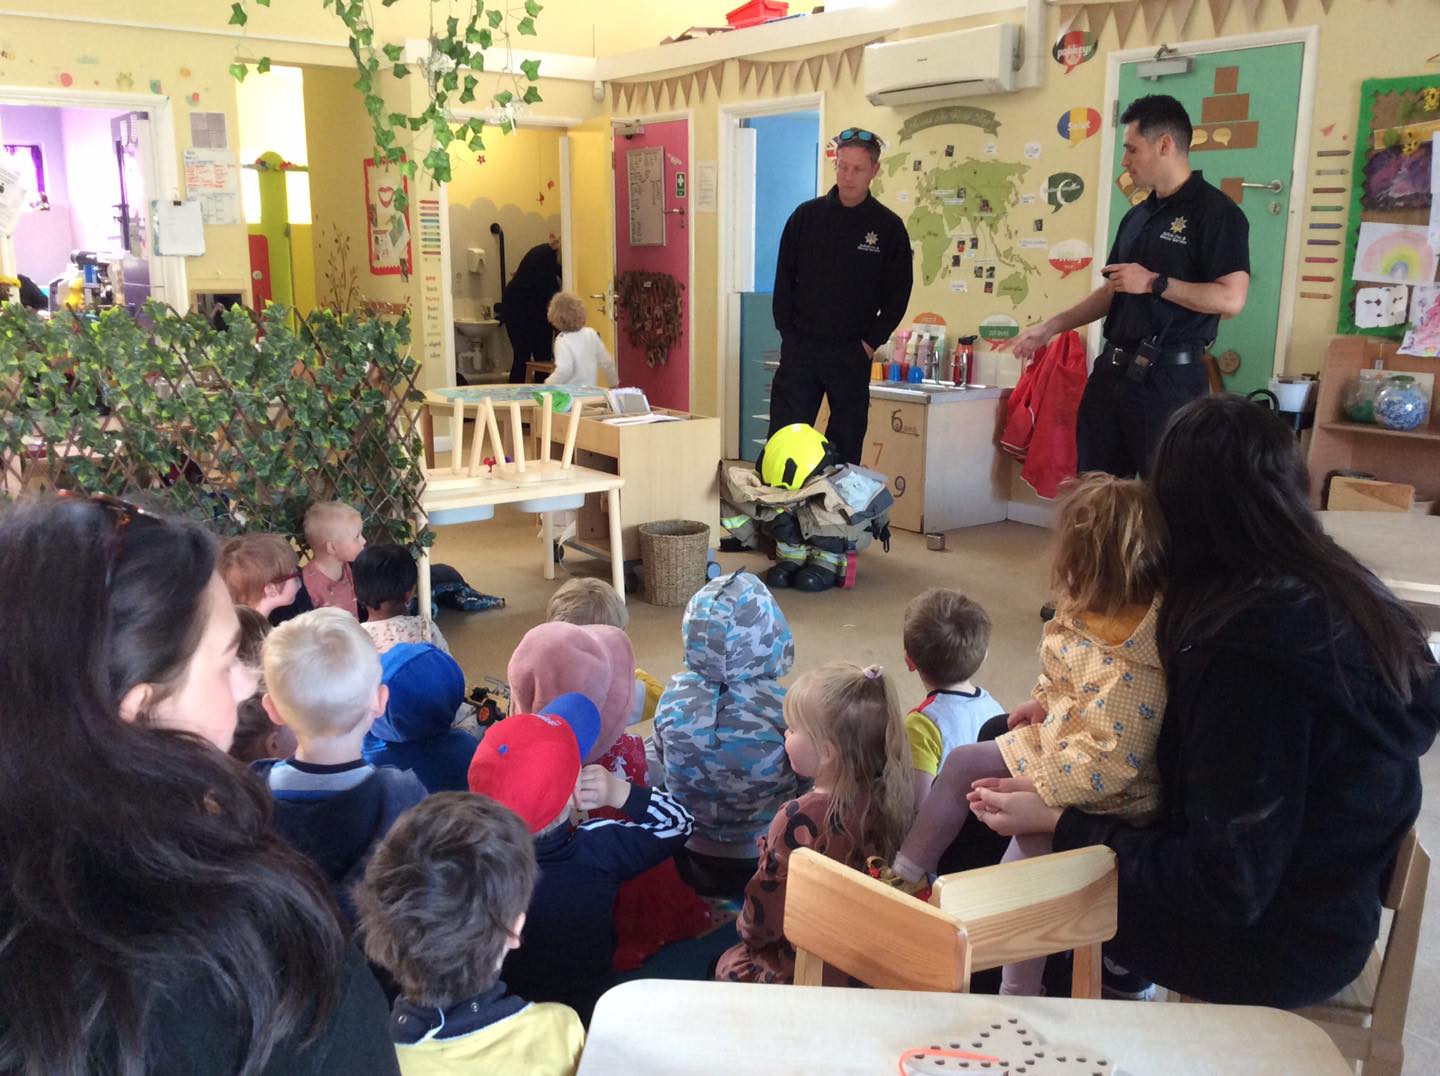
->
[[446, 127, 563, 319]]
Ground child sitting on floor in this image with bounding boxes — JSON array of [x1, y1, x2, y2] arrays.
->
[[301, 501, 367, 618], [508, 621, 713, 970], [218, 533, 303, 617], [229, 606, 297, 764], [891, 473, 1168, 995], [653, 571, 801, 898], [715, 662, 913, 985], [545, 577, 663, 728], [545, 292, 617, 388], [902, 588, 1006, 808], [356, 792, 585, 1076], [363, 642, 478, 794], [254, 608, 426, 922], [467, 701, 693, 1024], [355, 543, 450, 654]]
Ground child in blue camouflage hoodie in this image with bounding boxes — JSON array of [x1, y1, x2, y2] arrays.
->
[[654, 571, 801, 898]]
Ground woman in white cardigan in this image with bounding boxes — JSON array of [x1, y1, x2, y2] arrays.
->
[[546, 292, 619, 387]]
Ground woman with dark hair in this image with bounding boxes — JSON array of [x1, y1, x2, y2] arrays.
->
[[0, 495, 399, 1076], [971, 395, 1439, 1007]]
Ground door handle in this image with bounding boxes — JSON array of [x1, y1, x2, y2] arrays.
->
[[1241, 180, 1284, 193]]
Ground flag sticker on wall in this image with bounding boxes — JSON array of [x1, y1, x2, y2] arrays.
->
[[1057, 108, 1101, 145]]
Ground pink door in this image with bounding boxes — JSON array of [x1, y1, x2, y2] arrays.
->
[[612, 120, 689, 411]]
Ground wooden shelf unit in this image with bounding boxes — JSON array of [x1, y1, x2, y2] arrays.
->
[[1307, 337, 1440, 509]]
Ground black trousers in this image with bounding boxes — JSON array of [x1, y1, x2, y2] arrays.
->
[[766, 338, 871, 465], [505, 316, 554, 384], [1075, 356, 1210, 478]]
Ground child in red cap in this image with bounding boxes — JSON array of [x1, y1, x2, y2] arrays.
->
[[468, 693, 693, 1025]]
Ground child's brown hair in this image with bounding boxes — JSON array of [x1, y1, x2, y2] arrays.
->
[[546, 292, 588, 334], [356, 793, 538, 1007], [1051, 472, 1168, 617], [218, 534, 298, 607], [903, 589, 991, 687], [783, 663, 913, 862], [545, 577, 629, 629]]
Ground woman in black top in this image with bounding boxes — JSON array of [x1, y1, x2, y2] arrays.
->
[[0, 495, 399, 1075], [971, 395, 1439, 1007]]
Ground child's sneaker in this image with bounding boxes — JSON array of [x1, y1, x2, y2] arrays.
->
[[866, 857, 932, 903], [1101, 955, 1157, 1001]]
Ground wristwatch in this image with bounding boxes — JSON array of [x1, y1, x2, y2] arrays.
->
[[1151, 273, 1169, 298]]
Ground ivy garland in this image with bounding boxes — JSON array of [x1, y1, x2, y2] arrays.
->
[[227, 0, 545, 209], [615, 270, 685, 368]]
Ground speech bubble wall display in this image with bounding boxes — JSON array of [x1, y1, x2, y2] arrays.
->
[[1057, 108, 1102, 145], [1052, 30, 1097, 74], [1045, 172, 1085, 213]]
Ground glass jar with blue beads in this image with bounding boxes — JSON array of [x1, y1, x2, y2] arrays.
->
[[1373, 374, 1430, 432]]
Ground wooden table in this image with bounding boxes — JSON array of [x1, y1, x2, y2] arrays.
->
[[417, 469, 625, 618], [1320, 511, 1440, 607], [576, 980, 1351, 1075], [419, 384, 609, 467]]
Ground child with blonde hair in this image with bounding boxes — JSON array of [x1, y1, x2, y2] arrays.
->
[[545, 292, 617, 387], [302, 501, 366, 618], [715, 662, 913, 985], [891, 473, 1168, 995]]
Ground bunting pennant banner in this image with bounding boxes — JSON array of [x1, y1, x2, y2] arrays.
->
[[1057, 4, 1084, 35], [1281, 0, 1301, 15], [1206, 0, 1235, 30], [680, 72, 696, 101], [805, 55, 825, 89], [1140, 0, 1170, 34], [1238, 0, 1264, 21], [1170, 0, 1198, 32], [824, 51, 841, 82], [843, 43, 865, 81], [1085, 3, 1113, 36], [737, 59, 754, 92], [1111, 1, 1142, 43]]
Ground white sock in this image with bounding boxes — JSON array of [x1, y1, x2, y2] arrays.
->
[[893, 854, 925, 885]]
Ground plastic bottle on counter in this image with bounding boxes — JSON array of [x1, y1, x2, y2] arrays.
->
[[952, 335, 977, 387]]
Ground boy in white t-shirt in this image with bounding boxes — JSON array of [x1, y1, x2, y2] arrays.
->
[[546, 292, 617, 388], [902, 588, 1005, 808]]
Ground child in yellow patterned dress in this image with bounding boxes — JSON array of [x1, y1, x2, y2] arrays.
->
[[892, 473, 1168, 995]]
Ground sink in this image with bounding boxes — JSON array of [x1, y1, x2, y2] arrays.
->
[[454, 318, 498, 339]]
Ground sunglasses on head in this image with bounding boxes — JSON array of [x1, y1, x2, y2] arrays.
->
[[836, 128, 878, 145], [57, 489, 166, 589]]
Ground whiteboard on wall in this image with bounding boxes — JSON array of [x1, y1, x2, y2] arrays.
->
[[627, 146, 666, 247]]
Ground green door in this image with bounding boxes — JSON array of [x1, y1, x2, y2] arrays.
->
[[1113, 44, 1303, 398]]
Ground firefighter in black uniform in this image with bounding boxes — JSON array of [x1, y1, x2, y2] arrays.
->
[[768, 127, 914, 465], [1002, 95, 1250, 478]]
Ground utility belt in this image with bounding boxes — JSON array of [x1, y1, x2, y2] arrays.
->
[[1100, 341, 1203, 383]]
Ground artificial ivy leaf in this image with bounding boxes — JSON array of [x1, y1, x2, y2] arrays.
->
[[229, 2, 247, 26], [478, 28, 492, 49], [525, 0, 543, 15], [487, 8, 503, 28], [522, 85, 541, 104], [493, 90, 513, 106], [256, 57, 271, 74], [257, 0, 270, 5], [517, 16, 536, 35], [229, 62, 249, 82], [467, 132, 486, 152], [520, 58, 541, 80], [387, 112, 408, 127], [383, 43, 403, 62], [446, 15, 459, 37], [442, 69, 459, 91], [392, 63, 410, 78]]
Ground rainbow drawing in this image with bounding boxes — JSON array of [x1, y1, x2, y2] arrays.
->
[[1353, 222, 1438, 285]]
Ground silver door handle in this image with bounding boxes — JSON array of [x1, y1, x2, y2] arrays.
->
[[1241, 180, 1284, 193]]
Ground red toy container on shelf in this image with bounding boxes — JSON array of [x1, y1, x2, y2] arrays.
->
[[726, 0, 789, 29]]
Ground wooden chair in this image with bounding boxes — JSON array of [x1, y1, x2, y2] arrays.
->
[[785, 845, 1117, 996], [488, 393, 587, 485], [1294, 829, 1429, 1076]]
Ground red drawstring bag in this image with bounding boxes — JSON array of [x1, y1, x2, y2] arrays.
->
[[1000, 331, 1087, 499]]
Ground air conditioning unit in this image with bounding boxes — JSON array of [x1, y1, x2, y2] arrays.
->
[[863, 24, 1021, 106]]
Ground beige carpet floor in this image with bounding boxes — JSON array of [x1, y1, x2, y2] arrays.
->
[[431, 511, 1439, 1071]]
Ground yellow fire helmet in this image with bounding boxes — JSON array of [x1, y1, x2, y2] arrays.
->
[[757, 423, 840, 491]]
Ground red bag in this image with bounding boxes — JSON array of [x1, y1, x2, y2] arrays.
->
[[999, 331, 1087, 499]]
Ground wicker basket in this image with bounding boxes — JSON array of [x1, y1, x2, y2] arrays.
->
[[637, 520, 710, 607]]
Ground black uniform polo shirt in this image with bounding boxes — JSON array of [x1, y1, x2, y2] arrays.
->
[[1101, 169, 1250, 350]]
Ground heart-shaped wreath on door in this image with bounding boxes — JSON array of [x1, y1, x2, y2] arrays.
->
[[615, 270, 684, 367]]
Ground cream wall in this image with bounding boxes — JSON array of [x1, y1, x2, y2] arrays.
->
[[446, 127, 563, 319]]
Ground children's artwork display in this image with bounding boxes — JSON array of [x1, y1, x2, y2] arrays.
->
[[1339, 75, 1440, 336], [1400, 283, 1440, 357], [364, 157, 411, 276], [1352, 222, 1438, 284]]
